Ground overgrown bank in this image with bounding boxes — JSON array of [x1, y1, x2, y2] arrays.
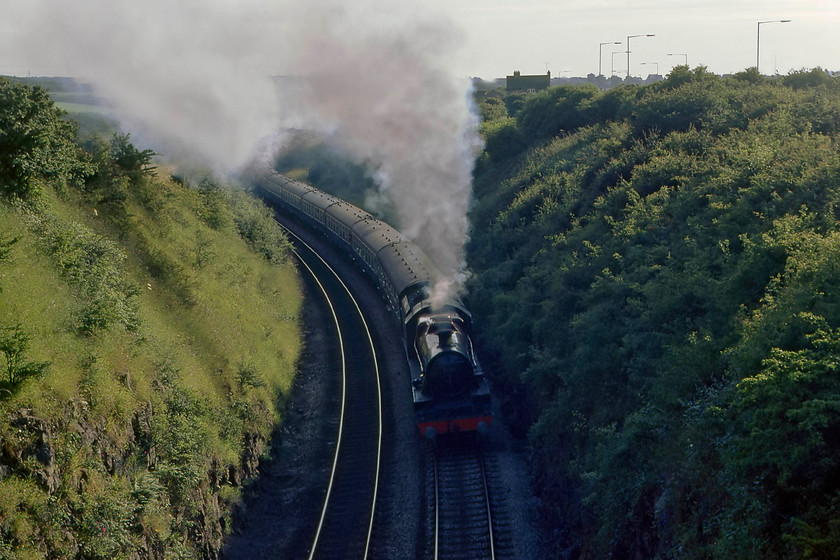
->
[[469, 67, 840, 558], [0, 77, 302, 558]]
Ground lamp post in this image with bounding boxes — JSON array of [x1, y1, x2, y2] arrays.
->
[[611, 51, 623, 77], [641, 62, 659, 78], [627, 34, 655, 79], [599, 41, 622, 77], [756, 19, 791, 72], [667, 53, 688, 66]]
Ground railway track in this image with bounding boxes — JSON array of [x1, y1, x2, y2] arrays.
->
[[289, 229, 383, 560], [427, 436, 507, 560], [255, 191, 529, 560]]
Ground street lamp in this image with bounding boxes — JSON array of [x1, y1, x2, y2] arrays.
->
[[667, 53, 688, 66], [627, 34, 655, 79], [611, 51, 623, 77], [756, 19, 791, 73], [599, 41, 622, 77], [641, 62, 659, 78]]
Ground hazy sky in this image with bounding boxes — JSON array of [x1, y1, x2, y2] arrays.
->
[[427, 0, 840, 79], [2, 0, 838, 80]]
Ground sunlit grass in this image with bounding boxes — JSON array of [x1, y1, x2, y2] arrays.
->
[[0, 205, 83, 408], [2, 79, 303, 555], [0, 167, 302, 555], [117, 181, 302, 402]]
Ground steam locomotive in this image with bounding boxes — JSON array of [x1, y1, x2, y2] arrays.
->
[[254, 169, 492, 438]]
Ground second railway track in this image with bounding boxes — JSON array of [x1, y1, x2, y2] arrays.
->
[[290, 229, 383, 560]]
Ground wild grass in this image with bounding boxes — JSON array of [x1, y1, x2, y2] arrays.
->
[[0, 164, 301, 557], [0, 205, 84, 406]]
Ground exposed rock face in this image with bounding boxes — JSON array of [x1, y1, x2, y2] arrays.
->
[[3, 409, 60, 494], [1, 402, 268, 559]]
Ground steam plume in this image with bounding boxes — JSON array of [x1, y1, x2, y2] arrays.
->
[[277, 3, 481, 290], [10, 0, 480, 292]]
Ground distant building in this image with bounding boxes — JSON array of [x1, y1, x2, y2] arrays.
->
[[506, 70, 551, 92]]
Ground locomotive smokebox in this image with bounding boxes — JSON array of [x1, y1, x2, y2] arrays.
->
[[416, 314, 475, 397]]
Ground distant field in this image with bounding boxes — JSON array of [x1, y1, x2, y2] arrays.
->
[[6, 75, 120, 136], [55, 100, 110, 114]]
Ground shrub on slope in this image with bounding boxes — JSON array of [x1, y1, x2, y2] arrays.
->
[[469, 69, 840, 558]]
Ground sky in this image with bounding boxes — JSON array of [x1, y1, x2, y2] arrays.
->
[[427, 0, 840, 79], [6, 0, 840, 79], [2, 0, 838, 80]]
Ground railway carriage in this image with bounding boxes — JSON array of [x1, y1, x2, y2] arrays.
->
[[255, 170, 492, 437]]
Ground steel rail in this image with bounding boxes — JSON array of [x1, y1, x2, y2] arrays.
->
[[434, 451, 440, 560], [433, 444, 496, 560], [479, 448, 496, 560], [287, 228, 383, 560], [292, 247, 347, 560]]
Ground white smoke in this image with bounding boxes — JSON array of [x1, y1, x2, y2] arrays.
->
[[9, 0, 481, 292], [26, 0, 286, 173], [276, 3, 482, 289]]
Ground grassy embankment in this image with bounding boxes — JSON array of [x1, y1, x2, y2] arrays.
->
[[0, 77, 302, 559]]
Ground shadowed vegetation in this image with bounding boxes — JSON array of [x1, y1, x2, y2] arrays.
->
[[469, 67, 840, 559]]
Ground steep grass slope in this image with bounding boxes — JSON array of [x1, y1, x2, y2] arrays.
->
[[1, 77, 302, 559]]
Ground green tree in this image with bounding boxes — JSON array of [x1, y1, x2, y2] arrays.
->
[[0, 77, 93, 199], [478, 95, 509, 122], [516, 84, 601, 139], [466, 71, 840, 558], [482, 117, 527, 162], [782, 67, 830, 90], [109, 132, 157, 184], [726, 323, 840, 557]]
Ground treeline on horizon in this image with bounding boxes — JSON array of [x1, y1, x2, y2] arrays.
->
[[468, 66, 840, 558]]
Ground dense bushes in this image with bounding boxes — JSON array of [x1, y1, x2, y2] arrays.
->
[[470, 69, 840, 558]]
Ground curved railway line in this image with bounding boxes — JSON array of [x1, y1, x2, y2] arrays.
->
[[289, 229, 383, 560], [225, 174, 543, 559], [294, 224, 508, 560]]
